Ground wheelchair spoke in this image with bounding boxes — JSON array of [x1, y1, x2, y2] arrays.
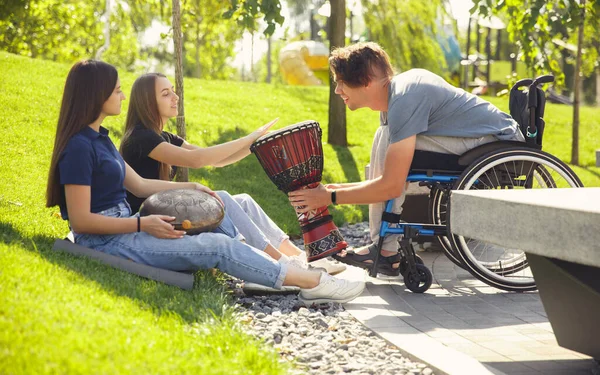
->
[[449, 148, 583, 292]]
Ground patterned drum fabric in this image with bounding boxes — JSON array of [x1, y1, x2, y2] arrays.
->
[[251, 120, 348, 261], [139, 189, 224, 235]]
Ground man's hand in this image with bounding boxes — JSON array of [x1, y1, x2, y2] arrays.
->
[[288, 183, 331, 213]]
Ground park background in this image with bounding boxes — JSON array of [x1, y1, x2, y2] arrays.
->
[[1, 0, 599, 374]]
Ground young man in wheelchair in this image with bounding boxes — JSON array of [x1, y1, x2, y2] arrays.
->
[[288, 42, 525, 275]]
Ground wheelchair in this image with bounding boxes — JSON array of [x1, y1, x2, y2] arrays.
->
[[369, 75, 584, 293]]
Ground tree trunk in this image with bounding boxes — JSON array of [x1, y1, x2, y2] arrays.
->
[[485, 27, 491, 85], [95, 0, 111, 60], [463, 17, 472, 89], [596, 68, 600, 107], [266, 36, 272, 83], [327, 0, 347, 146], [571, 0, 585, 166], [172, 0, 188, 181], [251, 32, 255, 82], [195, 19, 201, 78]]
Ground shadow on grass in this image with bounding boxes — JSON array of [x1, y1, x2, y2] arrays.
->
[[580, 165, 600, 180], [331, 144, 362, 183], [282, 86, 328, 113], [0, 222, 236, 325]]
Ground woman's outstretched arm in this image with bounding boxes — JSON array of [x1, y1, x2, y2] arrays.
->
[[123, 164, 222, 204], [148, 118, 277, 168]]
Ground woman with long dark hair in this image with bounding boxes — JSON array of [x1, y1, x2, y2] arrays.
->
[[46, 61, 364, 304], [119, 73, 346, 275]]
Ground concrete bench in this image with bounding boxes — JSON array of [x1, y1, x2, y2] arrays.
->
[[449, 188, 600, 359]]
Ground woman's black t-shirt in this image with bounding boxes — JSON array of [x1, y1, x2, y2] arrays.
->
[[121, 124, 184, 212]]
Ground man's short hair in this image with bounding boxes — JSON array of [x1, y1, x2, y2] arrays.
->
[[329, 42, 394, 88]]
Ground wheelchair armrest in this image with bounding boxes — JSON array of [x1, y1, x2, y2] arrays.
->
[[457, 141, 541, 166]]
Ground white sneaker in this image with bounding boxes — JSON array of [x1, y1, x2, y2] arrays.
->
[[310, 257, 347, 275], [299, 273, 365, 305], [279, 254, 309, 270]]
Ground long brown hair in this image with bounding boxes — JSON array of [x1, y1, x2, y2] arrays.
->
[[120, 73, 172, 180], [46, 60, 118, 208]]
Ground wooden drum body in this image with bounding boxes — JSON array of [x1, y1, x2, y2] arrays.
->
[[250, 120, 348, 261]]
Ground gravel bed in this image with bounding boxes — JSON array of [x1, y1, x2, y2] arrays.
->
[[228, 222, 436, 375]]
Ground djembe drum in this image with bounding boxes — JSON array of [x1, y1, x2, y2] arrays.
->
[[250, 120, 348, 261], [140, 189, 225, 235]]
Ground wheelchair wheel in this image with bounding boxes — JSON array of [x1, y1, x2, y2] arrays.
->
[[399, 254, 424, 277], [448, 148, 583, 292], [404, 264, 433, 293], [430, 186, 528, 275], [429, 186, 465, 269]]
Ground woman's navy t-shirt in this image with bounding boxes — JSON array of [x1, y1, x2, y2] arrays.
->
[[58, 126, 127, 220], [121, 124, 184, 213]]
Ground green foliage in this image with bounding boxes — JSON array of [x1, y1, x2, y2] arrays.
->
[[0, 0, 140, 70], [224, 0, 285, 35], [181, 0, 242, 79], [472, 0, 600, 87], [361, 0, 449, 76]]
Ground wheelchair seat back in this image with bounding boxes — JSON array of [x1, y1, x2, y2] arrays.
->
[[509, 75, 554, 148]]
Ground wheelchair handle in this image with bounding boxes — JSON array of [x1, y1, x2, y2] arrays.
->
[[527, 75, 554, 109], [512, 78, 534, 91], [534, 75, 554, 85]]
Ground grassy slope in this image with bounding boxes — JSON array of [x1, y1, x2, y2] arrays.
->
[[0, 51, 598, 374], [0, 52, 288, 375]]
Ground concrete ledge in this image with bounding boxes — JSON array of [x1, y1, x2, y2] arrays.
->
[[449, 188, 600, 267]]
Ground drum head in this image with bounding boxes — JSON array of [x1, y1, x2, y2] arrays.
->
[[139, 189, 224, 235], [251, 120, 320, 146]]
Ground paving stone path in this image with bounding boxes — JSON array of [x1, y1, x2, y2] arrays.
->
[[230, 222, 436, 375]]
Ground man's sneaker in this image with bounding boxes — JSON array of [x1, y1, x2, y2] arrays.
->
[[298, 273, 365, 305], [243, 282, 300, 296], [310, 257, 347, 275]]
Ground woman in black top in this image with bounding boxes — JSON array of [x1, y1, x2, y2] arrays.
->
[[47, 62, 363, 303], [119, 73, 346, 275]]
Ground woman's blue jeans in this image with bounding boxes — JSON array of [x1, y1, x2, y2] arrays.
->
[[74, 201, 287, 288], [216, 191, 289, 252]]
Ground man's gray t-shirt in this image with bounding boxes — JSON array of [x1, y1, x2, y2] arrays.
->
[[383, 69, 521, 144]]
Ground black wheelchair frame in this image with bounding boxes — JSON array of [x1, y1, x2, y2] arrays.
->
[[367, 75, 584, 293]]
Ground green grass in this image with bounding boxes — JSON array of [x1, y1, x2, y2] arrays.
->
[[0, 51, 599, 374]]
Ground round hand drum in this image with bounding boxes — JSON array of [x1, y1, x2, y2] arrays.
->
[[250, 120, 348, 261], [139, 189, 224, 235]]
